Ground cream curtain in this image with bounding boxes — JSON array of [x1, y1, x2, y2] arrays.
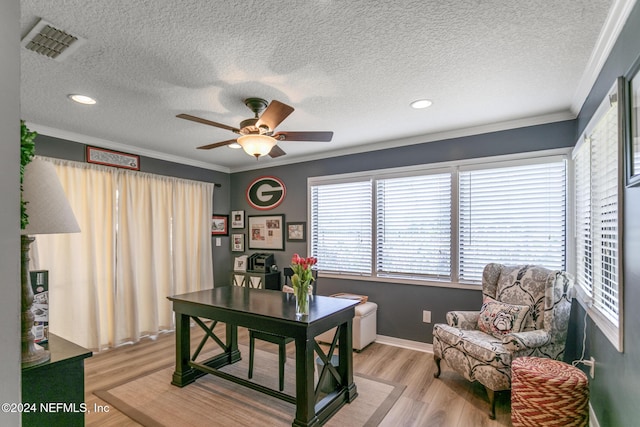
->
[[33, 156, 214, 350]]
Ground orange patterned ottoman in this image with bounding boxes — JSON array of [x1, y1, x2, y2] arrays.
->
[[511, 357, 589, 427]]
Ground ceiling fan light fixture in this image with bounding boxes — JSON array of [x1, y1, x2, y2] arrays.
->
[[228, 143, 242, 149], [237, 134, 277, 159]]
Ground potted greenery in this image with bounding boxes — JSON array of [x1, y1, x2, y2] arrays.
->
[[21, 120, 36, 229]]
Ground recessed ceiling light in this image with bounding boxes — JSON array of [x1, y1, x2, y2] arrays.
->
[[410, 99, 432, 109], [68, 94, 96, 105], [228, 143, 241, 149]]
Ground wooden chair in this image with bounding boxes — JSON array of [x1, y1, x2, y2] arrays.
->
[[248, 268, 317, 391]]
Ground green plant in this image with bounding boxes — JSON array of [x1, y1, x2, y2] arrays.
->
[[20, 120, 37, 229]]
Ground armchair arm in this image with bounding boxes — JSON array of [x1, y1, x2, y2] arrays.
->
[[502, 330, 551, 352], [446, 311, 480, 329]]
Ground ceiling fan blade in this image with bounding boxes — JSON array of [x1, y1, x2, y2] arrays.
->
[[273, 131, 333, 142], [255, 100, 294, 130], [268, 145, 286, 158], [177, 113, 240, 133], [196, 139, 238, 150]]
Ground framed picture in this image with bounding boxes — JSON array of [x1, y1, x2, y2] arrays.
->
[[231, 233, 245, 252], [211, 214, 228, 235], [234, 255, 248, 271], [248, 214, 285, 250], [286, 222, 306, 242], [86, 146, 140, 170], [231, 210, 245, 228], [626, 55, 640, 187]]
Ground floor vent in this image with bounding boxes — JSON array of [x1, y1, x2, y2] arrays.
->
[[21, 18, 86, 62]]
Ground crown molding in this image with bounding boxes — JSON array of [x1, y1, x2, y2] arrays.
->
[[571, 0, 638, 114]]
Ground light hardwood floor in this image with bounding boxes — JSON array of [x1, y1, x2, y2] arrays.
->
[[84, 324, 512, 426]]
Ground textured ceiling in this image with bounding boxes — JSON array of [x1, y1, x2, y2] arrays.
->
[[20, 0, 624, 172]]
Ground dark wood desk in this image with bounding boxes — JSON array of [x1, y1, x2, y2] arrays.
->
[[168, 287, 359, 427]]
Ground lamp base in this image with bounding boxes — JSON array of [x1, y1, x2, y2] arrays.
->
[[21, 235, 50, 368], [21, 342, 50, 368]]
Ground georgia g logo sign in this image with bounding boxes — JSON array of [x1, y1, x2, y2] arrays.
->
[[246, 176, 286, 210]]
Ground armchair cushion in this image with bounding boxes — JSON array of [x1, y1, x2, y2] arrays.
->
[[446, 310, 480, 329], [477, 296, 530, 338], [502, 329, 551, 352], [433, 323, 513, 391]]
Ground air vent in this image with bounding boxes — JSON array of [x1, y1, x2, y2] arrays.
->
[[21, 18, 86, 62]]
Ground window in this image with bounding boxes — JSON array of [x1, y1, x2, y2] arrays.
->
[[573, 79, 623, 351], [377, 173, 451, 280], [459, 162, 567, 282], [310, 180, 372, 275], [309, 152, 567, 285]]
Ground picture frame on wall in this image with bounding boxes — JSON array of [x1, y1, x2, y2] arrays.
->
[[231, 210, 245, 228], [248, 214, 285, 250], [211, 214, 229, 235], [86, 146, 140, 170], [286, 222, 306, 242], [231, 233, 245, 252], [626, 55, 640, 187]]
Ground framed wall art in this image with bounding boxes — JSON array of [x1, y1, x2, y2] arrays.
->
[[626, 55, 640, 187], [231, 233, 245, 252], [86, 146, 140, 170], [231, 210, 245, 228], [211, 214, 229, 235], [286, 222, 306, 242], [248, 214, 285, 250]]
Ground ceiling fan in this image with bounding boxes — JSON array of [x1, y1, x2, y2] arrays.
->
[[177, 98, 333, 159]]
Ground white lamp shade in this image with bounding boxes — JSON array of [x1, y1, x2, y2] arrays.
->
[[237, 134, 277, 157], [22, 158, 80, 235]]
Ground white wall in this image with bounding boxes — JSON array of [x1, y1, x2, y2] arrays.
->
[[0, 0, 23, 425]]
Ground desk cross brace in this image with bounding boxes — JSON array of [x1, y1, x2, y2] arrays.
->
[[192, 318, 228, 360], [313, 326, 343, 399]]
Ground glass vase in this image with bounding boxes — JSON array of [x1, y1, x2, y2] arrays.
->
[[295, 282, 310, 316]]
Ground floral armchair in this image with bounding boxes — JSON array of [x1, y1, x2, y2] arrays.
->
[[432, 263, 574, 419]]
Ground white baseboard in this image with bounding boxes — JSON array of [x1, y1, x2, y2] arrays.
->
[[374, 335, 433, 353], [590, 403, 600, 427]]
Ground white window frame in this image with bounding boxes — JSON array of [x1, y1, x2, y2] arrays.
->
[[572, 78, 624, 352], [308, 148, 570, 290]]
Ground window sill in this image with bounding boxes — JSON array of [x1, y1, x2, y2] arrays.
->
[[317, 272, 482, 291], [574, 286, 623, 352]]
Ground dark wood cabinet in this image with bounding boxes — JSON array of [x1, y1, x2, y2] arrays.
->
[[22, 334, 92, 427]]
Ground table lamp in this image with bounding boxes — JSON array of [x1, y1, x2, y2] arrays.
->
[[21, 158, 80, 367]]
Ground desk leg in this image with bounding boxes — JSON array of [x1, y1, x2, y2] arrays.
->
[[293, 336, 320, 427], [171, 312, 197, 387], [338, 319, 358, 402], [225, 323, 241, 364]]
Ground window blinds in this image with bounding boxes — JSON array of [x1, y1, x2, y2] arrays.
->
[[574, 100, 620, 325], [376, 173, 452, 280], [310, 180, 373, 275], [458, 161, 567, 282]]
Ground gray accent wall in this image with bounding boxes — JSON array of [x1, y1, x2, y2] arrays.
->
[[0, 0, 22, 425], [34, 135, 233, 288], [230, 119, 576, 343], [565, 2, 640, 426]]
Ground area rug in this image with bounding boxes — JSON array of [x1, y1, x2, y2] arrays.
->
[[94, 345, 405, 426]]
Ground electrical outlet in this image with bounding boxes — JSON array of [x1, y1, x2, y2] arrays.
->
[[422, 310, 431, 323]]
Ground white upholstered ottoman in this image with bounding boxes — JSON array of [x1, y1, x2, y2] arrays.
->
[[316, 301, 378, 351]]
